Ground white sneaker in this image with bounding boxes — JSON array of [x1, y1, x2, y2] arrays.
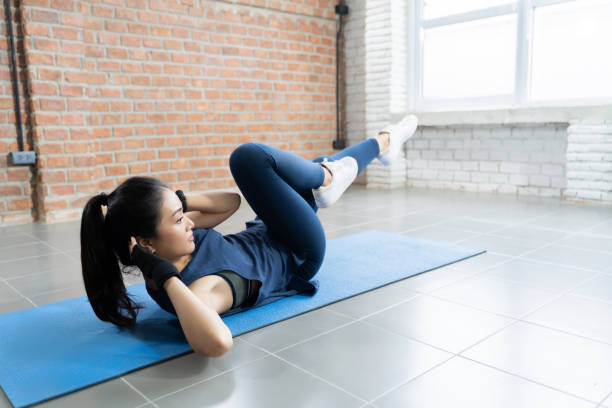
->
[[377, 114, 418, 166], [312, 157, 358, 208]]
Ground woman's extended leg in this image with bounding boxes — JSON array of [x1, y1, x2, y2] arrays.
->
[[312, 136, 381, 176], [228, 138, 383, 281]]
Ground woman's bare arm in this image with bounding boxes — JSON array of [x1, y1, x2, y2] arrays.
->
[[184, 192, 241, 229], [162, 276, 233, 357]]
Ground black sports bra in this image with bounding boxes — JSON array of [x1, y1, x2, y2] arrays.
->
[[209, 270, 258, 309]]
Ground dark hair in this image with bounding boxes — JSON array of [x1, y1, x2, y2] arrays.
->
[[80, 176, 170, 328]]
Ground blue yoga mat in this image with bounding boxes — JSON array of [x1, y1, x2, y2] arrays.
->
[[0, 230, 484, 408]]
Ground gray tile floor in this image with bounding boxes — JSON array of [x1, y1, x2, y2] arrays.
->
[[1, 185, 612, 408]]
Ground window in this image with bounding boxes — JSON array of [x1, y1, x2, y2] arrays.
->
[[412, 0, 612, 111]]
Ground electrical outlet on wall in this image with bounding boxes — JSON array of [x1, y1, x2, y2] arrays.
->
[[9, 151, 36, 165]]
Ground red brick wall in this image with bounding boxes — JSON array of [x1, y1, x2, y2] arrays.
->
[[1, 0, 339, 225]]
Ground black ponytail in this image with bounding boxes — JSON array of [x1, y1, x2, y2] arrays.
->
[[80, 176, 169, 327]]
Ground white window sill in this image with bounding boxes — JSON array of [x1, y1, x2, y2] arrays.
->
[[407, 104, 612, 126]]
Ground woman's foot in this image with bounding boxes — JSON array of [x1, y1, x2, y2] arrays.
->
[[377, 114, 418, 166], [312, 157, 358, 208]]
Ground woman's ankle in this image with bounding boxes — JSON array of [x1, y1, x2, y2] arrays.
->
[[375, 132, 390, 153], [320, 163, 332, 187]]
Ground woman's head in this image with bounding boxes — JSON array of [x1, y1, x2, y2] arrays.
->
[[80, 176, 194, 327], [133, 188, 195, 261]]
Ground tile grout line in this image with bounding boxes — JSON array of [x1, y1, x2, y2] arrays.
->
[[459, 354, 601, 405], [0, 231, 88, 307], [363, 215, 612, 404], [196, 298, 462, 406], [137, 346, 273, 404], [420, 273, 605, 330], [395, 270, 612, 355], [19, 230, 83, 261], [597, 390, 612, 408], [404, 287, 526, 321], [265, 294, 433, 356], [322, 204, 451, 234], [568, 290, 612, 307], [420, 210, 611, 302], [396, 204, 561, 240], [0, 235, 81, 266], [368, 348, 600, 406], [232, 335, 372, 404], [383, 207, 566, 300], [453, 272, 603, 354], [274, 294, 438, 353], [364, 355, 458, 405], [236, 295, 467, 391], [120, 378, 160, 408], [505, 218, 611, 317], [0, 249, 68, 266], [416, 223, 612, 400], [540, 241, 612, 256], [137, 332, 369, 407], [265, 351, 370, 405], [516, 318, 612, 348], [427, 216, 612, 355], [0, 240, 54, 250], [0, 277, 38, 308], [325, 211, 480, 236], [364, 289, 604, 407], [423, 257, 612, 309], [4, 267, 81, 281], [451, 210, 567, 244], [362, 278, 607, 407], [11, 283, 87, 298], [363, 353, 482, 405], [362, 305, 599, 406], [1, 229, 142, 307], [497, 255, 605, 275]]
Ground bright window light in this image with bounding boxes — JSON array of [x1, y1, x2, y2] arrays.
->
[[422, 15, 517, 98], [423, 0, 515, 19], [531, 0, 612, 100], [414, 0, 612, 111]]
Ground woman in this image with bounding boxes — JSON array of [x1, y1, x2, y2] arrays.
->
[[80, 115, 418, 357]]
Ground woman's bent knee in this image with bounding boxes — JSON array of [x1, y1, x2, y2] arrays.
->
[[229, 143, 271, 174], [297, 237, 326, 281], [297, 256, 324, 281]]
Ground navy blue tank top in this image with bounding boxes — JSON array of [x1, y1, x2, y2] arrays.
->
[[145, 217, 319, 318]]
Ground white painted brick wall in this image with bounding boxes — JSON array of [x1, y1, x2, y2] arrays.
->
[[345, 0, 367, 147], [344, 0, 367, 184], [344, 0, 407, 188], [565, 120, 612, 204], [404, 124, 568, 197]]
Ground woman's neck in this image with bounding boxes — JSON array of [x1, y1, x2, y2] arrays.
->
[[173, 254, 193, 273]]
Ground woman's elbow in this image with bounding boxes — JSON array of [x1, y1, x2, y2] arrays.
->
[[214, 336, 234, 357], [193, 336, 234, 358]]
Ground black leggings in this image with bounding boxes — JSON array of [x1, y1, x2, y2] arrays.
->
[[228, 140, 380, 282]]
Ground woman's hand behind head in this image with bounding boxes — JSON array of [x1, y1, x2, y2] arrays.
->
[[128, 237, 157, 290]]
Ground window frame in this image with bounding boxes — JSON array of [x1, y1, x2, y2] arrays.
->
[[410, 0, 612, 113]]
